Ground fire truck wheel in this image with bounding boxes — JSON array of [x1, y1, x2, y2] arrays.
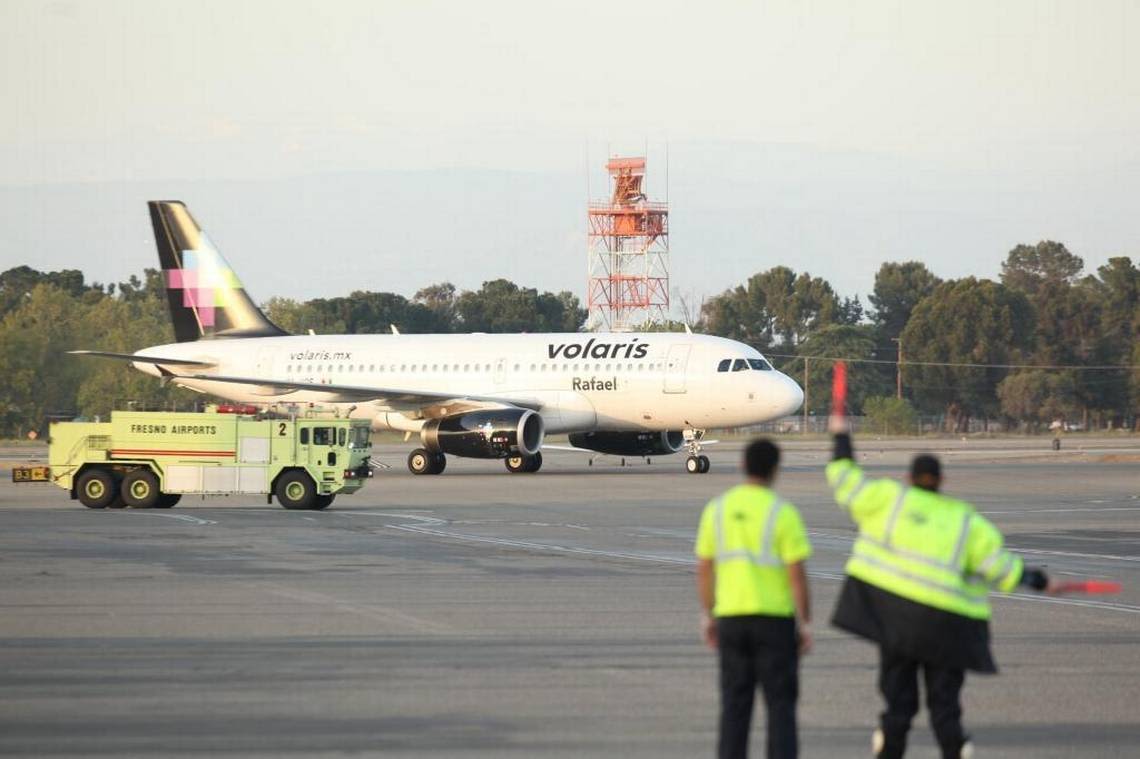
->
[[276, 471, 317, 510], [155, 494, 181, 508], [313, 494, 334, 511], [77, 469, 118, 509], [122, 468, 161, 509]]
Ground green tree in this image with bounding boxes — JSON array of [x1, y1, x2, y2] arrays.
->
[[901, 278, 1034, 431], [863, 396, 920, 435], [456, 280, 584, 332], [1000, 241, 1084, 297], [795, 325, 890, 415], [870, 261, 941, 341], [702, 266, 846, 349], [0, 284, 93, 435], [996, 371, 1079, 430]]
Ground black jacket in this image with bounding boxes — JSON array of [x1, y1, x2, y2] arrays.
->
[[832, 575, 997, 673]]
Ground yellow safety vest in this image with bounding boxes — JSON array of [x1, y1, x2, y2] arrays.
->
[[826, 458, 1022, 620], [695, 484, 811, 618]]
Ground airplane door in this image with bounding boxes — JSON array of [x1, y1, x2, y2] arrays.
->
[[494, 357, 507, 386], [663, 344, 691, 394]]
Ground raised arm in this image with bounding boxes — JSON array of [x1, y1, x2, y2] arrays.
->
[[826, 432, 896, 522]]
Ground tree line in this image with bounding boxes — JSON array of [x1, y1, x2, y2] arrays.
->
[[0, 240, 1136, 437], [701, 243, 1139, 432]]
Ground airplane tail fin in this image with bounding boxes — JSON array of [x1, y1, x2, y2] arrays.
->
[[148, 200, 287, 342]]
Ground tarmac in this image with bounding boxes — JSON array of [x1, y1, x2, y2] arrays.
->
[[1, 437, 1138, 758]]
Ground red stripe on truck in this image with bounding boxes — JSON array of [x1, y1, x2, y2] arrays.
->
[[111, 449, 235, 457]]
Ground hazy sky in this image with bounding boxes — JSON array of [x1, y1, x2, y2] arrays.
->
[[2, 0, 1139, 312]]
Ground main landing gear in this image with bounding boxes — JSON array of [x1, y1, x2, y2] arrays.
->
[[505, 451, 542, 473], [684, 429, 711, 474], [407, 448, 447, 475]]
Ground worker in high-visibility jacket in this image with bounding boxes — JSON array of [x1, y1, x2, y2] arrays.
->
[[826, 430, 1056, 759], [696, 439, 813, 759]]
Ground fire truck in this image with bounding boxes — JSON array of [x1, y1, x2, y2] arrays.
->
[[12, 406, 372, 510]]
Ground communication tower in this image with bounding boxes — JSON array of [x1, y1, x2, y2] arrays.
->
[[587, 156, 669, 331]]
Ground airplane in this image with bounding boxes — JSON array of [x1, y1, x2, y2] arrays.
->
[[75, 201, 804, 475]]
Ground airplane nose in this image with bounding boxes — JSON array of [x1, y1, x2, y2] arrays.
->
[[775, 373, 804, 417]]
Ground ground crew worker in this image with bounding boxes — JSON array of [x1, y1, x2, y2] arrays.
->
[[826, 428, 1056, 759], [695, 439, 813, 759]]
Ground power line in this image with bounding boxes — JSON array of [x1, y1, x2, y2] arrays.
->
[[763, 353, 1140, 371]]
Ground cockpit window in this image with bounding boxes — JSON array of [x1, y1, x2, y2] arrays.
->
[[748, 358, 773, 371], [732, 358, 748, 372], [717, 359, 731, 372]]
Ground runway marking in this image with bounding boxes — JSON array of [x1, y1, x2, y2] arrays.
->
[[1008, 547, 1140, 563], [982, 507, 1140, 514], [383, 521, 1139, 616], [997, 592, 1140, 615], [256, 582, 450, 634], [140, 513, 217, 526]]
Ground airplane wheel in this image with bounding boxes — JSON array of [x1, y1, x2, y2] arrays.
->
[[698, 455, 710, 474], [686, 456, 701, 474], [431, 453, 447, 474], [408, 448, 434, 475], [506, 454, 540, 473]]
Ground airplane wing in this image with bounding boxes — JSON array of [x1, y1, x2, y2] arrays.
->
[[167, 372, 541, 413], [69, 350, 216, 367]]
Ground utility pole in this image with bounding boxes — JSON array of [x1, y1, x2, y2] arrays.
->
[[803, 355, 809, 434], [891, 337, 903, 400]]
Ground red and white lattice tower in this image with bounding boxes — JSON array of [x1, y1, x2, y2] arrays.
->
[[587, 156, 669, 331]]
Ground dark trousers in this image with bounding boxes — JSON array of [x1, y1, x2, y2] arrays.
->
[[877, 648, 967, 759], [716, 615, 799, 759]]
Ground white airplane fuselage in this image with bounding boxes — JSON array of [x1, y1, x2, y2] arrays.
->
[[134, 332, 804, 435]]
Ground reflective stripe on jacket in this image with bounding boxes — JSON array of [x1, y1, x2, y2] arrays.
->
[[695, 484, 811, 617], [826, 458, 1022, 620]]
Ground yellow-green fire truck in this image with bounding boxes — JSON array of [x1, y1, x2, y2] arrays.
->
[[13, 407, 373, 510]]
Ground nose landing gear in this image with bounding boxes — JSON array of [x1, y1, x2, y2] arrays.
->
[[684, 429, 711, 474]]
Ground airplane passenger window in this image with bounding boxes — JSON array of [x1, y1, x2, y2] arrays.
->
[[453, 364, 459, 371], [733, 359, 748, 371], [530, 364, 536, 371], [286, 365, 292, 373], [347, 366, 353, 373], [400, 364, 406, 371], [717, 359, 731, 372], [432, 364, 438, 371], [605, 364, 612, 371], [464, 364, 470, 372], [514, 364, 520, 371], [485, 364, 491, 371], [307, 365, 313, 373], [748, 359, 773, 371]]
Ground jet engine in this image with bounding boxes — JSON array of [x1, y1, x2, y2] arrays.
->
[[568, 430, 684, 457], [422, 409, 544, 459]]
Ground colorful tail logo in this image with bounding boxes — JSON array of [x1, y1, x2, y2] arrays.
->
[[148, 201, 286, 342]]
